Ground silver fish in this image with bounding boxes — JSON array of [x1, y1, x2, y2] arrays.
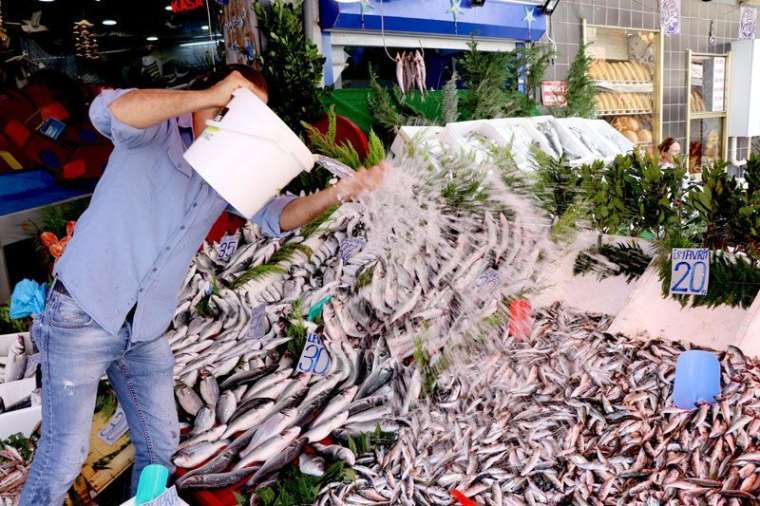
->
[[216, 391, 237, 425], [176, 384, 203, 416], [221, 401, 275, 439], [299, 453, 325, 477], [173, 440, 228, 469], [199, 369, 220, 407], [191, 406, 215, 435], [233, 426, 301, 470]]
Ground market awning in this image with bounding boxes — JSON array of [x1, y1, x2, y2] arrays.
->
[[319, 0, 547, 42]]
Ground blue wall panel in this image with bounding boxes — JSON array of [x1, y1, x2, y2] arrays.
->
[[319, 0, 546, 42]]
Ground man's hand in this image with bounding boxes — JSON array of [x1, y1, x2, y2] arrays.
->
[[334, 161, 391, 202], [278, 161, 391, 232], [206, 70, 266, 107]]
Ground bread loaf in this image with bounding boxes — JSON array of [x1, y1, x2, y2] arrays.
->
[[622, 130, 639, 143], [637, 129, 653, 144]]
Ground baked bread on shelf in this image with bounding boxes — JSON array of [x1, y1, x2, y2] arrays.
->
[[589, 60, 652, 82]]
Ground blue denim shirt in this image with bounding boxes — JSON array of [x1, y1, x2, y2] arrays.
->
[[55, 88, 295, 342]]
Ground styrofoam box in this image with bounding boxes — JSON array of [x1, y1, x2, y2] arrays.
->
[[531, 116, 596, 166], [532, 231, 654, 316], [558, 117, 623, 162], [390, 126, 446, 158], [0, 332, 32, 356]]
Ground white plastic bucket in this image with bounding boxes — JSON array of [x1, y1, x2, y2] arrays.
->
[[183, 88, 315, 218]]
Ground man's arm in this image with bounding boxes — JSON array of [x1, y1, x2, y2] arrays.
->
[[108, 71, 262, 129], [279, 162, 390, 232]]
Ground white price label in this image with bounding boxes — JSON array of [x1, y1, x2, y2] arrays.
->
[[296, 333, 332, 376], [474, 268, 499, 289], [141, 486, 179, 506], [248, 304, 268, 338], [670, 248, 710, 296], [217, 234, 239, 263], [339, 238, 365, 263], [97, 404, 129, 446]]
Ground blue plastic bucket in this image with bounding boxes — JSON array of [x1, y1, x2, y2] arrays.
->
[[673, 350, 721, 409]]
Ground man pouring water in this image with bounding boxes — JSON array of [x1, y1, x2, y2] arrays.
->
[[19, 64, 389, 505]]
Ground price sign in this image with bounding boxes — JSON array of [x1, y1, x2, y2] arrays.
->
[[248, 304, 268, 338], [670, 248, 710, 296], [339, 238, 365, 263], [141, 486, 180, 506], [474, 268, 499, 290], [541, 81, 568, 107], [217, 234, 239, 263], [296, 333, 332, 376], [97, 404, 129, 445]]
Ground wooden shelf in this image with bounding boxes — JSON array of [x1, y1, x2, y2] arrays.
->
[[689, 111, 727, 119], [593, 81, 655, 93], [598, 109, 654, 117]]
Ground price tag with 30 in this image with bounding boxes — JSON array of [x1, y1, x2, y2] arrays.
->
[[296, 333, 332, 376]]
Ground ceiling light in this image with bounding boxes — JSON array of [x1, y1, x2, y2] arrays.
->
[[102, 19, 117, 26], [146, 36, 158, 41], [180, 40, 218, 47], [540, 0, 560, 15], [201, 25, 209, 30], [38, 0, 56, 3], [165, 5, 173, 11]]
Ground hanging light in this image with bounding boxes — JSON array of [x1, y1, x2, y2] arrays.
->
[[102, 19, 117, 26], [165, 5, 173, 11], [540, 0, 560, 15], [73, 19, 100, 60], [146, 36, 158, 41]]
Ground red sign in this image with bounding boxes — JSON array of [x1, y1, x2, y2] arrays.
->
[[171, 0, 204, 13], [541, 80, 568, 107]]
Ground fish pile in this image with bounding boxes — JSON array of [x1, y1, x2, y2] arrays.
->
[[0, 446, 31, 506], [164, 144, 551, 497], [323, 304, 760, 505]]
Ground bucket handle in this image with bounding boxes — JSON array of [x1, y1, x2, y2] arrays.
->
[[204, 119, 283, 144], [202, 120, 315, 173]]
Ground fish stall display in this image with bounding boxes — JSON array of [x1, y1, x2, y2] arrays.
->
[[0, 444, 32, 506], [164, 142, 553, 501], [324, 304, 760, 505]]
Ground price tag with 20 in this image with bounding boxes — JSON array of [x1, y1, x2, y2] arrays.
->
[[670, 248, 710, 296]]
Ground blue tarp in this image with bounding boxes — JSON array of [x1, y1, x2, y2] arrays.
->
[[0, 170, 92, 216]]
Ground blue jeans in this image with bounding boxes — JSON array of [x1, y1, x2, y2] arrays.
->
[[19, 289, 179, 506]]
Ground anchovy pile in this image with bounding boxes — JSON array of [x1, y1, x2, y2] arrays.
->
[[164, 145, 551, 497], [0, 446, 30, 506], [324, 304, 760, 505]]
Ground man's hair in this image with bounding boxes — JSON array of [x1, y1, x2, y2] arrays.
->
[[189, 64, 268, 94]]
